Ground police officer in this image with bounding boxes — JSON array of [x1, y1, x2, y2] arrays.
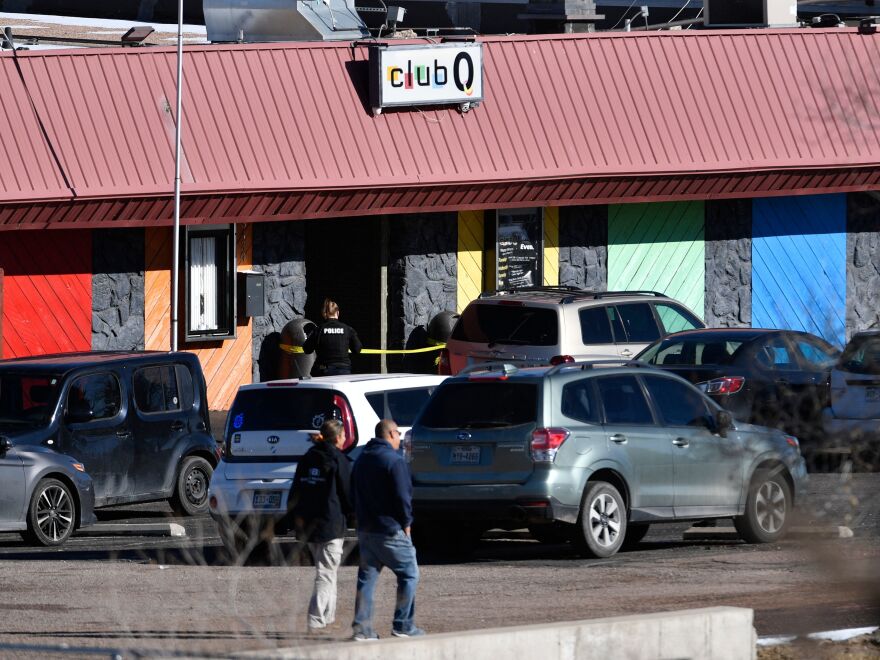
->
[[310, 298, 362, 376]]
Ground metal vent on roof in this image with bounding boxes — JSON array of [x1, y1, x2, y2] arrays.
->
[[704, 0, 799, 27], [204, 0, 370, 42]]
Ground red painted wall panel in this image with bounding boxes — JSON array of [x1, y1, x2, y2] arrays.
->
[[0, 230, 91, 358]]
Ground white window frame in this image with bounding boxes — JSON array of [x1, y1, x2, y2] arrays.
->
[[184, 225, 236, 341]]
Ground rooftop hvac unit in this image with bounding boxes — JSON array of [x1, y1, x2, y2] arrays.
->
[[704, 0, 798, 28], [204, 0, 370, 42]]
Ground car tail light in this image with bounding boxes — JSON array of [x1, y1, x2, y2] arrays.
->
[[332, 394, 357, 450], [530, 427, 570, 463], [550, 355, 574, 366], [402, 430, 413, 463], [438, 348, 451, 375], [784, 435, 800, 449], [705, 376, 745, 395]]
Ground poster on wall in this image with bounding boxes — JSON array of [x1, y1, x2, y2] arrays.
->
[[496, 209, 543, 290]]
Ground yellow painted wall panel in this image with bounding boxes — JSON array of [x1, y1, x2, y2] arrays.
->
[[457, 210, 484, 313], [543, 207, 559, 286]]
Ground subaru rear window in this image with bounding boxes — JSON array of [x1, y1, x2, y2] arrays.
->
[[227, 389, 334, 432], [418, 382, 538, 429], [451, 304, 558, 346], [366, 387, 436, 427]]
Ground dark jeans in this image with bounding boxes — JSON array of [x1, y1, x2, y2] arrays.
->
[[352, 530, 420, 636]]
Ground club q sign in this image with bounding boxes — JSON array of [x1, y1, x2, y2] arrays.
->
[[368, 42, 483, 115]]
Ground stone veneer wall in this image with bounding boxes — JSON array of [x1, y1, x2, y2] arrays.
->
[[252, 221, 307, 382], [847, 193, 880, 338], [388, 212, 456, 372], [92, 228, 145, 350], [705, 199, 752, 327], [559, 205, 607, 290]]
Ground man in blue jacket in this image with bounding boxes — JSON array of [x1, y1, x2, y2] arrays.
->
[[350, 419, 423, 641]]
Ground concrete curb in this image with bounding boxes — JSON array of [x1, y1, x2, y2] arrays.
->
[[233, 606, 755, 660], [76, 522, 187, 537], [682, 526, 853, 541]]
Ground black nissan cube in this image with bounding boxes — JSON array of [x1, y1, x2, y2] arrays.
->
[[0, 351, 219, 515]]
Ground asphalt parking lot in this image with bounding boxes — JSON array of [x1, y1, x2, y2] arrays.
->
[[0, 472, 877, 658]]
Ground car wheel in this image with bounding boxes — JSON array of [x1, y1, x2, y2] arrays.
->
[[24, 478, 77, 546], [621, 523, 650, 549], [528, 523, 571, 545], [573, 481, 627, 558], [171, 456, 213, 516], [734, 470, 791, 543]]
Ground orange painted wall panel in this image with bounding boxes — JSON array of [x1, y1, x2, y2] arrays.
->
[[0, 230, 91, 358], [144, 225, 252, 410]]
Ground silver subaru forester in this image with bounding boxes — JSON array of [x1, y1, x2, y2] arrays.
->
[[410, 361, 808, 558]]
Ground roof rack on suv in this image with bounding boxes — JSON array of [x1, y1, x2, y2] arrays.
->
[[545, 359, 658, 377], [593, 290, 665, 299], [477, 288, 667, 305], [479, 285, 584, 299], [558, 290, 666, 304]]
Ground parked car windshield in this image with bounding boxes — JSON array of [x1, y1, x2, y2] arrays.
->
[[639, 339, 746, 366], [839, 334, 880, 375], [451, 304, 558, 346], [0, 372, 62, 428], [227, 388, 335, 433], [418, 382, 538, 429]]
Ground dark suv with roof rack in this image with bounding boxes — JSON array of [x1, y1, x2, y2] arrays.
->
[[440, 287, 705, 375], [410, 360, 807, 558], [0, 351, 218, 515]]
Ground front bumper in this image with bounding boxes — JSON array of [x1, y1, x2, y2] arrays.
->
[[75, 472, 97, 528]]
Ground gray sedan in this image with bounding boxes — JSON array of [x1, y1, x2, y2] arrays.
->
[[0, 433, 96, 545]]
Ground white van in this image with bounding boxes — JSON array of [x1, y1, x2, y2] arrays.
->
[[208, 373, 446, 559]]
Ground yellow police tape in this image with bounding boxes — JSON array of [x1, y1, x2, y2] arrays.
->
[[279, 343, 445, 356]]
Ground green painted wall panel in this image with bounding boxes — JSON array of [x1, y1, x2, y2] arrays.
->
[[607, 201, 705, 319]]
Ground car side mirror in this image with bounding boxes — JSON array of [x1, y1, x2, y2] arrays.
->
[[715, 410, 733, 437], [65, 402, 95, 425], [0, 436, 11, 453]]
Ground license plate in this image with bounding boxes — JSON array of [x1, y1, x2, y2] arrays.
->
[[252, 491, 282, 509], [451, 445, 481, 465], [867, 387, 879, 402]]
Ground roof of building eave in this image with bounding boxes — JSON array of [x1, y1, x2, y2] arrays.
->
[[0, 57, 73, 203], [1, 28, 880, 204]]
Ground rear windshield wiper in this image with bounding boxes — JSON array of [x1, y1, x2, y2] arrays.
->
[[487, 338, 531, 347]]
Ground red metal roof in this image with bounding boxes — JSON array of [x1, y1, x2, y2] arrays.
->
[[1, 28, 879, 221], [0, 57, 72, 203]]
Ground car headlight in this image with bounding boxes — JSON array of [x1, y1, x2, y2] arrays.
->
[[72, 462, 86, 472]]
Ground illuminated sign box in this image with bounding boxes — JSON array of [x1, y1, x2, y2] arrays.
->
[[369, 42, 483, 114]]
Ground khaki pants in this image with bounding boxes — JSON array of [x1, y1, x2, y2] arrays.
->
[[307, 538, 344, 629]]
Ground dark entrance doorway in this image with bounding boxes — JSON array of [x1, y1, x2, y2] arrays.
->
[[304, 217, 381, 373]]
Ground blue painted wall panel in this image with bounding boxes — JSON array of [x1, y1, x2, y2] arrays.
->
[[752, 195, 847, 347]]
